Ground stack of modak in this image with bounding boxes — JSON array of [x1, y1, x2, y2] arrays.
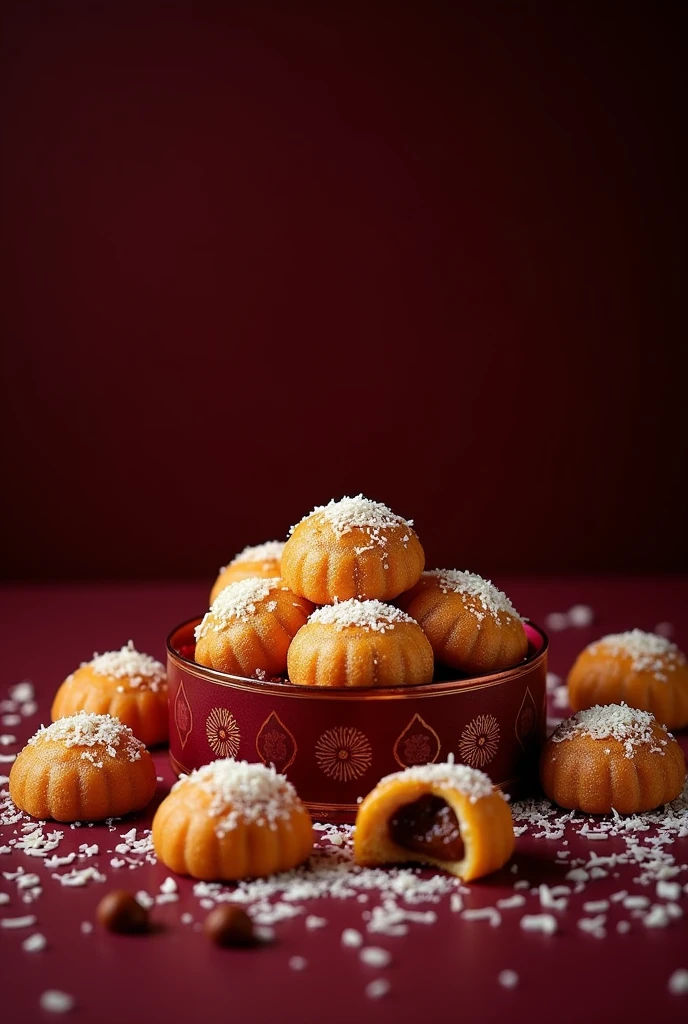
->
[[197, 495, 529, 688]]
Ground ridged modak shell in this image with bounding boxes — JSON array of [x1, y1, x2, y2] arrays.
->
[[567, 630, 688, 731], [9, 713, 157, 822], [152, 760, 313, 880], [210, 541, 284, 604], [540, 704, 686, 814], [354, 762, 514, 881], [281, 495, 424, 604], [195, 577, 313, 678], [51, 641, 168, 747], [397, 569, 527, 675], [287, 599, 434, 687]]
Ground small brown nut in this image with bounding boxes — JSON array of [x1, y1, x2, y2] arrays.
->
[[96, 890, 149, 934], [204, 905, 254, 947]]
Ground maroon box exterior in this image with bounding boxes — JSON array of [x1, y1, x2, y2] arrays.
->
[[167, 620, 548, 822]]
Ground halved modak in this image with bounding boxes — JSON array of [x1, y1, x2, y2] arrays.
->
[[354, 761, 514, 880], [397, 569, 528, 675], [152, 759, 313, 880], [210, 541, 285, 604], [281, 495, 424, 605], [540, 703, 686, 814], [51, 641, 168, 747], [195, 578, 314, 678], [9, 712, 157, 822], [287, 598, 434, 687], [567, 630, 688, 730]]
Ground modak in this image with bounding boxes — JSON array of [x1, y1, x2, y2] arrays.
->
[[195, 578, 313, 678], [287, 598, 434, 687], [354, 761, 514, 880], [210, 541, 284, 604], [152, 759, 313, 880], [397, 569, 527, 675], [9, 712, 157, 822], [51, 641, 168, 747], [567, 630, 688, 730], [281, 495, 424, 605], [540, 703, 686, 814]]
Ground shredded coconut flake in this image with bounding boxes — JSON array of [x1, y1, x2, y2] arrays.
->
[[84, 640, 166, 692], [550, 703, 670, 759], [422, 570, 522, 623], [27, 713, 144, 764], [292, 495, 413, 548], [230, 541, 285, 566], [195, 578, 284, 640], [173, 759, 300, 837], [308, 599, 414, 633], [376, 762, 498, 804]]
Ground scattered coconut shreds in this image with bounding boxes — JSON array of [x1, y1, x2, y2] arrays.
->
[[360, 946, 393, 967], [589, 629, 685, 678], [422, 570, 522, 623], [230, 541, 285, 567], [365, 978, 391, 1000], [82, 640, 166, 692], [39, 990, 75, 1014], [342, 928, 364, 948], [195, 577, 286, 640], [293, 496, 413, 549], [462, 907, 502, 927], [22, 932, 47, 952], [520, 914, 558, 936], [498, 970, 519, 990], [289, 955, 308, 971], [308, 599, 415, 633], [52, 867, 106, 887], [668, 969, 688, 996], [27, 713, 144, 764]]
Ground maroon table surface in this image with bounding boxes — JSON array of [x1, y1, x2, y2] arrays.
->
[[1, 578, 687, 1024]]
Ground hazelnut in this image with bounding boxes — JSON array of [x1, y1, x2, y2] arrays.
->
[[204, 905, 254, 947], [96, 890, 149, 934]]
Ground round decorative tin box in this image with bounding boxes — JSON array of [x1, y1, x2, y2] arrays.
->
[[167, 619, 548, 823]]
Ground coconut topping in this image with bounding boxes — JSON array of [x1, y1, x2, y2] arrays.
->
[[292, 495, 413, 548], [172, 759, 301, 836], [27, 713, 144, 763], [590, 630, 684, 679], [84, 641, 166, 692], [229, 541, 285, 567], [195, 578, 284, 641], [550, 704, 671, 759], [423, 570, 522, 623], [377, 762, 499, 804], [308, 599, 415, 633]]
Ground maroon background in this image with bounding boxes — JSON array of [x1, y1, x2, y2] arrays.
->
[[1, 2, 687, 581]]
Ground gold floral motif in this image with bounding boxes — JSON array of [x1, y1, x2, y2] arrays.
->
[[174, 681, 193, 750], [459, 714, 500, 768], [205, 707, 241, 759], [315, 726, 372, 783], [255, 711, 297, 773], [393, 712, 441, 768]]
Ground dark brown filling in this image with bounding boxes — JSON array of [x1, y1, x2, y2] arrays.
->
[[388, 794, 464, 861]]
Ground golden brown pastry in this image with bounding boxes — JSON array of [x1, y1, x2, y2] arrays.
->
[[9, 712, 157, 822], [567, 630, 688, 730], [51, 641, 168, 747], [210, 541, 284, 604], [354, 761, 514, 880], [540, 703, 686, 814], [281, 495, 424, 605], [397, 569, 527, 675], [152, 759, 313, 880], [287, 598, 434, 687], [195, 577, 313, 678]]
